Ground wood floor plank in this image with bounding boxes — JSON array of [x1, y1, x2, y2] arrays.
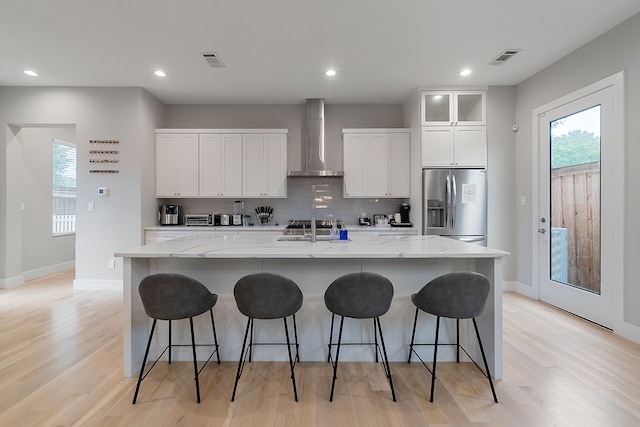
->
[[2, 271, 640, 426]]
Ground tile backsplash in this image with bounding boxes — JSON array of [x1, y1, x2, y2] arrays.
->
[[159, 177, 409, 226]]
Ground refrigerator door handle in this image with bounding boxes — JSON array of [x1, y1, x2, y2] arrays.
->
[[451, 174, 457, 230], [446, 174, 451, 231]]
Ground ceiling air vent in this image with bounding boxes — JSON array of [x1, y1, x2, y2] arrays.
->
[[201, 52, 225, 68], [489, 49, 522, 65]]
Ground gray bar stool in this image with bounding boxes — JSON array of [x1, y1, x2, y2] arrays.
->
[[231, 272, 303, 402], [132, 273, 220, 404], [324, 272, 396, 402], [408, 271, 498, 403]]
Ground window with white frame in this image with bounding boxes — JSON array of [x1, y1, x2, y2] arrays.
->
[[52, 139, 76, 235]]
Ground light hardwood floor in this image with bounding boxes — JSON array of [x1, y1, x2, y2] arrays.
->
[[1, 270, 639, 426]]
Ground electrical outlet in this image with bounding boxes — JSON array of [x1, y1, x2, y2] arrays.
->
[[108, 258, 115, 269]]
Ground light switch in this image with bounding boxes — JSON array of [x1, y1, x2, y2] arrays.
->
[[520, 196, 526, 206], [88, 202, 95, 212]]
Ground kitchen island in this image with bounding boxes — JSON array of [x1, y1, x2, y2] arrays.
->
[[116, 234, 509, 378]]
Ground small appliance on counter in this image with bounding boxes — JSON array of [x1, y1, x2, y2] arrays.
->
[[391, 202, 412, 227], [184, 214, 215, 226], [159, 205, 181, 225], [233, 200, 244, 225], [358, 217, 371, 226]]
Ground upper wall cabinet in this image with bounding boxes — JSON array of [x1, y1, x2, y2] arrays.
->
[[199, 134, 243, 197], [156, 133, 199, 197], [421, 90, 486, 126], [156, 129, 287, 198], [420, 90, 487, 168], [343, 129, 411, 198], [242, 133, 287, 198]]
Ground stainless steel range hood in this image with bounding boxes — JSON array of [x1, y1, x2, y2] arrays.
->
[[287, 98, 344, 177]]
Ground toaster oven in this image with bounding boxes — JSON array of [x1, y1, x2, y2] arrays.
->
[[184, 214, 213, 226]]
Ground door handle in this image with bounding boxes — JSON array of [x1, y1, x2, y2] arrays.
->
[[538, 228, 547, 234]]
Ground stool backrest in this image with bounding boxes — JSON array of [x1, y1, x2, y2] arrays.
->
[[324, 272, 394, 319], [412, 272, 490, 319], [139, 273, 216, 320], [234, 273, 303, 319]]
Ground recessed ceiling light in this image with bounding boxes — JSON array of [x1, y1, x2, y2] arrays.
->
[[459, 69, 472, 77], [325, 69, 336, 77], [154, 70, 166, 77], [24, 70, 38, 77]]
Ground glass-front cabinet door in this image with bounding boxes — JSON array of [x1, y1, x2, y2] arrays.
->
[[455, 91, 485, 125], [421, 90, 485, 126], [421, 91, 453, 126]]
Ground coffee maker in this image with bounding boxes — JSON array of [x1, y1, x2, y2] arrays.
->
[[400, 203, 411, 224]]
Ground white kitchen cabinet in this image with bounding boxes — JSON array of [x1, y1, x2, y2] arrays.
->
[[199, 133, 242, 197], [421, 90, 486, 126], [242, 133, 287, 197], [156, 134, 199, 197], [343, 129, 411, 198], [421, 126, 486, 168], [420, 89, 487, 168]]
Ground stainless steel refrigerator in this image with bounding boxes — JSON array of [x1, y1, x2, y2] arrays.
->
[[422, 169, 487, 246]]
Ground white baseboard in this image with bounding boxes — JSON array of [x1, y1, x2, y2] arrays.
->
[[73, 279, 123, 290], [0, 274, 26, 289], [616, 321, 640, 344], [506, 280, 537, 299], [502, 280, 518, 291], [23, 261, 75, 282]]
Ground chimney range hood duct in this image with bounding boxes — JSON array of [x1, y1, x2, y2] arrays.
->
[[287, 98, 344, 177]]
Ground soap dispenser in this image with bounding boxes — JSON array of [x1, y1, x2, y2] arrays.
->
[[330, 220, 339, 240]]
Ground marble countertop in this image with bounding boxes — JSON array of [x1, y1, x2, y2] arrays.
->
[[116, 234, 509, 259], [144, 225, 418, 233]]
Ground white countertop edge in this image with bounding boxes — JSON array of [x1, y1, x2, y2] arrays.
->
[[116, 235, 509, 259]]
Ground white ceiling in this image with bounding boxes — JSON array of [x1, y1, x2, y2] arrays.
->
[[2, 0, 639, 105]]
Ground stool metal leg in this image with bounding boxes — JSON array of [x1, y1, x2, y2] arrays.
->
[[429, 316, 441, 402], [231, 317, 252, 402], [375, 316, 396, 402], [189, 317, 201, 404], [408, 307, 419, 363], [374, 319, 379, 363], [292, 314, 300, 363], [473, 318, 498, 403], [210, 309, 220, 364], [283, 316, 299, 402], [168, 320, 172, 364], [327, 313, 335, 362], [456, 319, 460, 363], [329, 315, 345, 402], [249, 318, 254, 362], [132, 319, 157, 404]]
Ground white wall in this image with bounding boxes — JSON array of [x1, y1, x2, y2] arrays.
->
[[486, 87, 517, 279], [514, 13, 640, 329], [0, 87, 163, 288]]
